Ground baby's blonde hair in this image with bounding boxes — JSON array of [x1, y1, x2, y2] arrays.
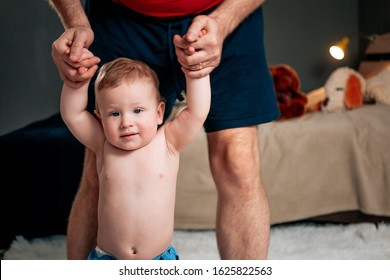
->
[[94, 58, 163, 109]]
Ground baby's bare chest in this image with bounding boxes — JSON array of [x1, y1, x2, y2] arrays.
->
[[98, 142, 179, 189]]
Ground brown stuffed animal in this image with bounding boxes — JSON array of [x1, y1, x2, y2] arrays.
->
[[269, 64, 308, 120]]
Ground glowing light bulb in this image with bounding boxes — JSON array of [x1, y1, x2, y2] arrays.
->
[[329, 46, 345, 60], [329, 37, 350, 60]]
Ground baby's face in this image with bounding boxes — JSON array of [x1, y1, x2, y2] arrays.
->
[[96, 81, 164, 150]]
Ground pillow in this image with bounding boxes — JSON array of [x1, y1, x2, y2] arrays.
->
[[358, 33, 390, 79], [365, 69, 390, 106]]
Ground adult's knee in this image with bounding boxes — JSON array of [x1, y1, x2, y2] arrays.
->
[[207, 126, 261, 194]]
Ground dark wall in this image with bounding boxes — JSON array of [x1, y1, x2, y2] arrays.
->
[[1, 0, 387, 136], [263, 0, 359, 92], [0, 0, 63, 135], [358, 0, 390, 56]]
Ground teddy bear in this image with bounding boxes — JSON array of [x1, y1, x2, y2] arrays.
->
[[269, 64, 308, 120], [321, 66, 365, 112]]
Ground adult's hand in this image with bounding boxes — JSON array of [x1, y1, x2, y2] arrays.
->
[[52, 26, 100, 88], [173, 15, 223, 79]]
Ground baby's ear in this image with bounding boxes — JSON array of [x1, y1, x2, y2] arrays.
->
[[94, 109, 102, 120], [157, 102, 165, 125]]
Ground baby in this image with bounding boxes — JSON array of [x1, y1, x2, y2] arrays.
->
[[60, 53, 210, 259]]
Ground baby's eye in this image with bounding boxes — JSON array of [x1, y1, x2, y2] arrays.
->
[[133, 108, 143, 114], [111, 112, 120, 117]]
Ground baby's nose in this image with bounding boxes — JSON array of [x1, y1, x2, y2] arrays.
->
[[121, 115, 134, 128]]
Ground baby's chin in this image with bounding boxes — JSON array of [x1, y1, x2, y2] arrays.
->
[[111, 139, 151, 151]]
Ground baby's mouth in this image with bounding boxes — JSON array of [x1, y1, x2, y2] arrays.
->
[[121, 132, 138, 138]]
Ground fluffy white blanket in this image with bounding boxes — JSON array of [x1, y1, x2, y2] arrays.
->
[[4, 223, 390, 260]]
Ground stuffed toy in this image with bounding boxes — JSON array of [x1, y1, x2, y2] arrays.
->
[[365, 69, 390, 106], [269, 64, 308, 120], [322, 67, 365, 112]]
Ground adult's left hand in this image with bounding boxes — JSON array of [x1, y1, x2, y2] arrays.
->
[[174, 15, 223, 78]]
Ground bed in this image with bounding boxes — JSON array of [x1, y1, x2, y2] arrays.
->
[[174, 103, 390, 229]]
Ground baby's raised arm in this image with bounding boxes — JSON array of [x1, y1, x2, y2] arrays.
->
[[164, 73, 211, 153], [60, 48, 104, 153], [165, 29, 211, 152]]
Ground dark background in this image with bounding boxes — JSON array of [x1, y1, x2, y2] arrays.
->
[[1, 0, 389, 135]]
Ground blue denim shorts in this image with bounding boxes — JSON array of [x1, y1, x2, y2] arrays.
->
[[85, 0, 280, 132], [88, 245, 179, 260]]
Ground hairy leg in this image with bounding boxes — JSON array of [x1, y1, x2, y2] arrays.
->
[[66, 148, 99, 259], [207, 126, 270, 259]]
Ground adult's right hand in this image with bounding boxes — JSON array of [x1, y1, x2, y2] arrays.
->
[[52, 26, 100, 88]]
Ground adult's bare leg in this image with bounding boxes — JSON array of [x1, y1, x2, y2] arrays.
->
[[66, 148, 99, 259], [207, 126, 270, 259]]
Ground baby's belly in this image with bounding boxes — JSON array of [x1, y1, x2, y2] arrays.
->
[[96, 184, 176, 259]]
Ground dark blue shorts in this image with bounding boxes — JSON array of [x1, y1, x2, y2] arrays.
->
[[85, 0, 279, 132]]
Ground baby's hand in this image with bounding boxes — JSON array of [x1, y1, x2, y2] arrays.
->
[[183, 29, 207, 55], [77, 48, 95, 75], [64, 40, 96, 74], [79, 48, 95, 61], [65, 40, 94, 75], [193, 29, 207, 41], [64, 40, 94, 60]]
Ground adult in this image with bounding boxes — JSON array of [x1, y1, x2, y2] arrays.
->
[[49, 0, 279, 259]]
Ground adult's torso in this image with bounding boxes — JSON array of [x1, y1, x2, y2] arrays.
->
[[112, 0, 223, 18]]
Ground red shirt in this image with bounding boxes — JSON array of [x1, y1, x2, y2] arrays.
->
[[113, 0, 223, 18]]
